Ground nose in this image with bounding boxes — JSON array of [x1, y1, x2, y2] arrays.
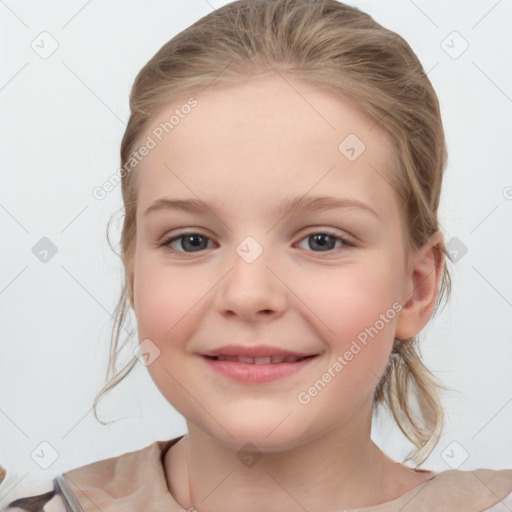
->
[[214, 242, 288, 322]]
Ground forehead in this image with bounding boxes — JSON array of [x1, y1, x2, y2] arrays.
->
[[135, 74, 401, 222]]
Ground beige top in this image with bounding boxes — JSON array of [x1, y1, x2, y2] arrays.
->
[[3, 435, 512, 511]]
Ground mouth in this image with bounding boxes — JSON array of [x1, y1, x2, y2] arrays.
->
[[202, 354, 316, 364], [200, 353, 320, 383]]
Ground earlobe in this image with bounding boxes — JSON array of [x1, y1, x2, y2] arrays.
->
[[395, 231, 445, 340]]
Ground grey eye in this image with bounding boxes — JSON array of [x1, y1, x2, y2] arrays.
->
[[297, 233, 344, 252]]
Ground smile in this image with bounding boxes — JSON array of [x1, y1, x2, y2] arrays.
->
[[205, 355, 312, 364], [200, 354, 319, 383]]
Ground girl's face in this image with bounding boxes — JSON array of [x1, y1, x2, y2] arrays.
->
[[131, 74, 414, 451]]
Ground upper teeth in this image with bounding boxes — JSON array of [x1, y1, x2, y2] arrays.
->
[[214, 355, 305, 364]]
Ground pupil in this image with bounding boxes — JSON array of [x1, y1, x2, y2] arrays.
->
[[183, 234, 206, 252], [310, 234, 335, 251]]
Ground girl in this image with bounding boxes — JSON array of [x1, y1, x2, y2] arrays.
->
[[4, 0, 511, 510]]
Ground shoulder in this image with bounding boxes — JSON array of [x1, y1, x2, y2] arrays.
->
[[1, 436, 184, 512], [410, 467, 512, 511], [55, 436, 183, 511], [1, 476, 75, 512], [61, 437, 180, 486]]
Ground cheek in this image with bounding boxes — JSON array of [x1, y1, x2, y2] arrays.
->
[[297, 257, 400, 325], [292, 259, 400, 368], [293, 268, 399, 420], [132, 257, 206, 413], [132, 254, 203, 346]]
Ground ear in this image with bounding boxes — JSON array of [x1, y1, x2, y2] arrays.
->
[[395, 230, 445, 339]]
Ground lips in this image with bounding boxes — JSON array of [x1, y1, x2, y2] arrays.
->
[[199, 344, 320, 383], [199, 344, 315, 359], [206, 355, 312, 364]]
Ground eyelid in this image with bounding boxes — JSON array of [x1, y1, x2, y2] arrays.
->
[[155, 229, 216, 249], [296, 226, 356, 244], [156, 227, 354, 245], [157, 226, 356, 256]]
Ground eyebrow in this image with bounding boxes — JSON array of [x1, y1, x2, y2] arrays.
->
[[143, 194, 379, 219]]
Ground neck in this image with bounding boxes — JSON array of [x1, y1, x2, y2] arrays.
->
[[165, 403, 404, 512]]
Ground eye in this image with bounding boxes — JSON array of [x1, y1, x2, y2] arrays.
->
[[158, 231, 215, 254], [295, 230, 354, 254], [157, 229, 355, 256]]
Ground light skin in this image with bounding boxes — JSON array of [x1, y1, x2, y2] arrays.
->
[[130, 73, 444, 512]]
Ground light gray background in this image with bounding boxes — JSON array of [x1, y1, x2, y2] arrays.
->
[[1, 0, 511, 504]]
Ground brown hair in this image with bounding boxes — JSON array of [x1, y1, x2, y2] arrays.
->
[[94, 0, 453, 467]]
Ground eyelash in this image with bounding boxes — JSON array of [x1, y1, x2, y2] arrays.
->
[[157, 229, 355, 256]]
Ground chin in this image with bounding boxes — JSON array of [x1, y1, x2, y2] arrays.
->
[[223, 433, 300, 455], [201, 418, 312, 455]]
